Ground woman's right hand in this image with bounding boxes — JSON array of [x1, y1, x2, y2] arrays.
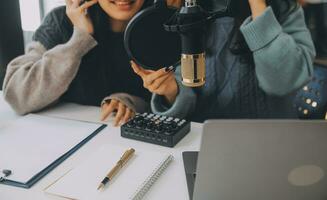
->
[[131, 61, 178, 105], [65, 0, 98, 34]]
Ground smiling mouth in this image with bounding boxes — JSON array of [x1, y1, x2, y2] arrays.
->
[[109, 0, 136, 6]]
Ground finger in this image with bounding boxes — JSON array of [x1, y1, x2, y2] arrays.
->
[[100, 102, 108, 116], [101, 103, 106, 109], [153, 75, 176, 95], [149, 72, 174, 91], [80, 0, 98, 10], [114, 103, 126, 126], [122, 108, 133, 124], [131, 111, 136, 119], [101, 100, 118, 121], [101, 104, 113, 122], [100, 104, 106, 114], [144, 68, 169, 86], [130, 61, 145, 77], [71, 0, 80, 8], [130, 61, 148, 78], [65, 0, 73, 7]]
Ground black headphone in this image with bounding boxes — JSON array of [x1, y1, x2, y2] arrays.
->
[[124, 0, 181, 70]]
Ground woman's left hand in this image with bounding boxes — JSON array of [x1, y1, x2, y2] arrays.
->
[[248, 0, 267, 19], [101, 99, 135, 126]]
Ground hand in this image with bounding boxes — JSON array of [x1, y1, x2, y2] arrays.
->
[[65, 0, 98, 34], [166, 0, 183, 8], [248, 0, 267, 19], [131, 61, 178, 105], [101, 99, 135, 126], [298, 0, 307, 7]]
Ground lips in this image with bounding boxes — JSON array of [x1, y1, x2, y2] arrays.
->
[[109, 0, 136, 6]]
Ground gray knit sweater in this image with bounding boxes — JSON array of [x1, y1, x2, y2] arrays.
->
[[151, 7, 316, 122], [2, 7, 149, 115]]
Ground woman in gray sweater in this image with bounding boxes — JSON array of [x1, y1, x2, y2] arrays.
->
[[3, 0, 156, 126], [132, 0, 316, 122]]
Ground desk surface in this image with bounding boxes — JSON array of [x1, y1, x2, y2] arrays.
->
[[0, 92, 202, 200]]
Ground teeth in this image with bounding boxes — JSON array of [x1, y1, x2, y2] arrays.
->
[[111, 0, 135, 5], [117, 2, 130, 5]]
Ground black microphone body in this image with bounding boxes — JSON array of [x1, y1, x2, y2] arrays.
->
[[178, 6, 207, 55]]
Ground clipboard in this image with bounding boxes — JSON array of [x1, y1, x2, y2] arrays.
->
[[0, 114, 107, 188]]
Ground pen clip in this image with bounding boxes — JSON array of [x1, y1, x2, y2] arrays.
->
[[0, 169, 12, 182]]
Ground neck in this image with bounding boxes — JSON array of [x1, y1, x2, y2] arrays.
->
[[109, 19, 128, 33]]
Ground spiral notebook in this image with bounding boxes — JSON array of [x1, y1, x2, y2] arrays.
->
[[45, 145, 173, 200]]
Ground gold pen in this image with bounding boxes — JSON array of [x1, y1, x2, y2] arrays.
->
[[97, 148, 135, 190]]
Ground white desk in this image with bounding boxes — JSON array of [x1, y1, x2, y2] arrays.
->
[[0, 92, 202, 200]]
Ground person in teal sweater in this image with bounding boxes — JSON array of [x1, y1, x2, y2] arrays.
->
[[131, 0, 316, 122]]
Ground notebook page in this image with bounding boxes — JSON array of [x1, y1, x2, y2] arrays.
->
[[45, 145, 172, 200], [0, 93, 18, 129], [0, 114, 102, 183], [38, 103, 114, 125]]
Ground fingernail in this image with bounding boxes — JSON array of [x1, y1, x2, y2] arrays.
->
[[165, 66, 174, 72]]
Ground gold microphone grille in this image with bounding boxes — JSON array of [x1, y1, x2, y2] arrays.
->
[[181, 53, 205, 87]]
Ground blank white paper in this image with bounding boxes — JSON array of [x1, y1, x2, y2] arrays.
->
[[45, 145, 171, 200], [38, 103, 114, 125], [0, 114, 103, 183]]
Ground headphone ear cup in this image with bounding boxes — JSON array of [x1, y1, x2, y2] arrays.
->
[[124, 3, 181, 70], [197, 0, 232, 13], [143, 0, 155, 8]]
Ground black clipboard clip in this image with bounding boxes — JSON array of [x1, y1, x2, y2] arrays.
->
[[0, 169, 12, 182]]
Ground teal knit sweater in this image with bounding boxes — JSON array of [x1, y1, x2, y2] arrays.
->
[[151, 6, 316, 122]]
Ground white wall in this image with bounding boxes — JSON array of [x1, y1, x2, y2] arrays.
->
[[19, 0, 41, 31], [43, 0, 65, 14], [19, 0, 65, 45]]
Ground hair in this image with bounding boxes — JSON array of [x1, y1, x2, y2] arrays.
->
[[228, 0, 299, 64]]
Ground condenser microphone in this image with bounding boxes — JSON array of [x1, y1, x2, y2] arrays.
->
[[178, 0, 207, 87], [164, 0, 231, 87]]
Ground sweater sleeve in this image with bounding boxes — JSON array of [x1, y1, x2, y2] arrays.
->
[[101, 93, 150, 113], [151, 67, 196, 118], [33, 6, 69, 50], [240, 6, 316, 96], [2, 9, 97, 115]]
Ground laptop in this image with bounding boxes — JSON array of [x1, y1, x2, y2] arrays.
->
[[183, 120, 327, 200]]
